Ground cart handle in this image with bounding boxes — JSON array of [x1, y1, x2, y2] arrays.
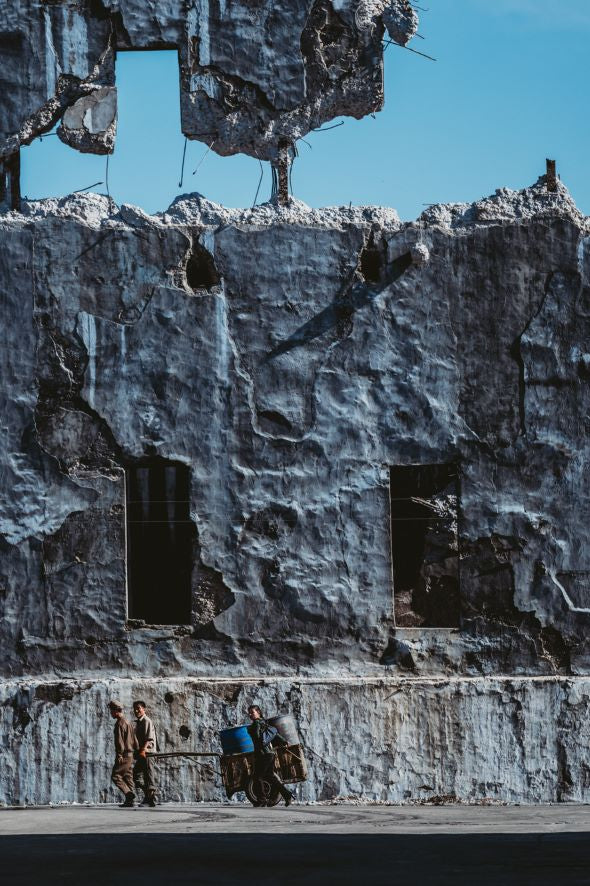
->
[[147, 752, 221, 759]]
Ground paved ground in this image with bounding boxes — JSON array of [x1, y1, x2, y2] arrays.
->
[[1, 804, 590, 885]]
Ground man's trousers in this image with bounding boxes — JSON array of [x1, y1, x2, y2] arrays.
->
[[254, 753, 291, 801], [133, 755, 157, 798], [111, 754, 134, 795]]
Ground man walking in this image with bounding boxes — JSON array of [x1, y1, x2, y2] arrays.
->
[[247, 704, 293, 806], [109, 700, 138, 808], [133, 700, 157, 808]]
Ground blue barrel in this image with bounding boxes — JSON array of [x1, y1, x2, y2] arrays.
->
[[219, 724, 254, 755], [267, 714, 300, 745]]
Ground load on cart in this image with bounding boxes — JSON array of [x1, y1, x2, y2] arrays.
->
[[220, 712, 307, 806]]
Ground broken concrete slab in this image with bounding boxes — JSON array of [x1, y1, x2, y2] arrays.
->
[[0, 0, 115, 159], [57, 86, 117, 154]]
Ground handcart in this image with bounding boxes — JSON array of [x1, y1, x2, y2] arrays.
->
[[220, 740, 307, 806], [148, 713, 308, 807]]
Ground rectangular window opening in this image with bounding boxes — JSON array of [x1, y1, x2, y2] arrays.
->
[[126, 462, 192, 625], [390, 464, 460, 628]]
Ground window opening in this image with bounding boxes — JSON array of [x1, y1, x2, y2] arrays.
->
[[126, 462, 192, 625], [20, 50, 266, 213], [390, 464, 460, 628]]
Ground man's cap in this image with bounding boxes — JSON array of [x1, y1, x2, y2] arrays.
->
[[109, 700, 123, 712]]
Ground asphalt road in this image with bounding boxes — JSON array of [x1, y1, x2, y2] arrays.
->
[[1, 804, 590, 885]]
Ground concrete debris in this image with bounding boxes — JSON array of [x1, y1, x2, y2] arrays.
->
[[355, 0, 418, 45], [410, 241, 430, 264], [0, 1, 115, 159], [382, 0, 419, 45], [419, 177, 585, 229]]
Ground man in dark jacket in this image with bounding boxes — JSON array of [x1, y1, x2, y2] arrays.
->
[[109, 700, 138, 808], [247, 705, 293, 806]]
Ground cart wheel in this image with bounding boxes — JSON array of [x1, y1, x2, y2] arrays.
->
[[246, 775, 281, 807]]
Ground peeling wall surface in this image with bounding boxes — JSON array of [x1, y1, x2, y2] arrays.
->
[[2, 180, 590, 804], [3, 1, 590, 807]]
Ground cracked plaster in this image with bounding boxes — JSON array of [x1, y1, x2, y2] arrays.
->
[[1, 177, 589, 682], [3, 676, 590, 805]]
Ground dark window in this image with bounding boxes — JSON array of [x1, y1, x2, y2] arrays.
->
[[126, 463, 192, 625], [390, 464, 460, 628]]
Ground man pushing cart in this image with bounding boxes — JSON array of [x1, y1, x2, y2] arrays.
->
[[147, 705, 308, 806]]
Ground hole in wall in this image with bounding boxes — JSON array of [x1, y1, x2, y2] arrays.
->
[[179, 725, 191, 740], [359, 232, 384, 283], [186, 241, 220, 290], [20, 50, 268, 213], [257, 409, 293, 435]]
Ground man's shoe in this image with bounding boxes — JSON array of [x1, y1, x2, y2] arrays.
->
[[120, 792, 135, 808], [283, 792, 294, 807], [147, 796, 157, 808]]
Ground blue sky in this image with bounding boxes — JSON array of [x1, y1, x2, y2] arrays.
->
[[21, 0, 590, 220]]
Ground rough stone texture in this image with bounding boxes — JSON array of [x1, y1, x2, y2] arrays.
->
[[0, 0, 417, 162], [2, 676, 590, 806], [2, 176, 590, 803]]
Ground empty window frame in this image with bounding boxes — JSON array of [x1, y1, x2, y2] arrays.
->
[[390, 464, 460, 628], [126, 463, 192, 625]]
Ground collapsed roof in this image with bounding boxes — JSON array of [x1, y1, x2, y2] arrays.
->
[[0, 0, 418, 163]]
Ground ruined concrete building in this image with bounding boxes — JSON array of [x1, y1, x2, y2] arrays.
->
[[2, 1, 590, 806]]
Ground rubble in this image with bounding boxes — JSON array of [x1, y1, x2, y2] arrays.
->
[[57, 86, 117, 155]]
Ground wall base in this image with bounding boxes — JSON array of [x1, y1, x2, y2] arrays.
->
[[1, 676, 588, 806]]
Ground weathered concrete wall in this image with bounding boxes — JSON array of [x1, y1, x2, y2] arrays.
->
[[0, 0, 417, 163], [1, 177, 590, 803], [1, 180, 590, 680], [2, 676, 590, 806], [3, 0, 586, 812]]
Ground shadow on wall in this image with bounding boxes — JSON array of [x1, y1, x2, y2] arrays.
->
[[20, 51, 267, 213], [1, 832, 589, 886]]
